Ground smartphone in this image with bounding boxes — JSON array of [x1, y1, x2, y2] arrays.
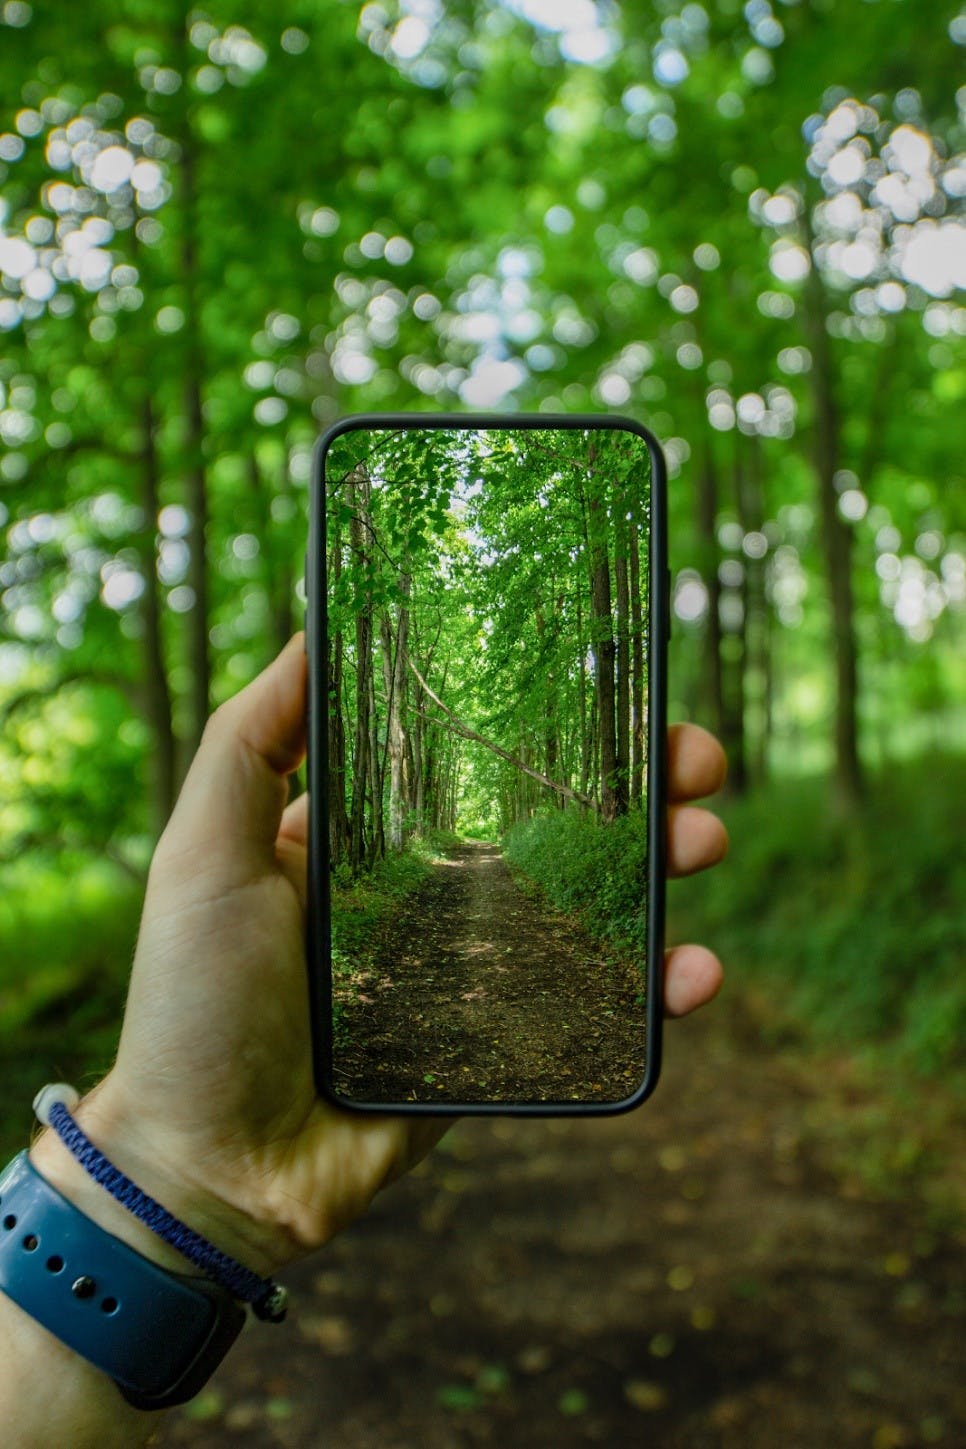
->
[[306, 414, 668, 1114]]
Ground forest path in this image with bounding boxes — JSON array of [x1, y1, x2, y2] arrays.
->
[[331, 841, 647, 1105], [156, 989, 964, 1448]]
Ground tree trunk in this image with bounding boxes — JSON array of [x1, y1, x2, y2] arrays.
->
[[404, 722, 417, 815], [449, 748, 460, 831], [587, 482, 618, 822], [381, 573, 411, 852], [178, 128, 211, 763], [535, 597, 562, 807], [183, 377, 209, 760], [413, 697, 424, 830], [327, 632, 350, 864], [590, 692, 599, 809], [737, 434, 767, 787], [326, 504, 350, 865], [628, 516, 645, 809], [757, 596, 774, 783], [721, 444, 749, 795], [367, 665, 384, 865], [246, 453, 296, 663], [804, 211, 863, 805], [577, 585, 592, 803], [348, 619, 371, 873], [614, 498, 630, 816], [348, 468, 373, 873], [137, 394, 176, 834], [694, 441, 726, 744]]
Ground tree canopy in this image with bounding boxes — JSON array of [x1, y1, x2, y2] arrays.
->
[[323, 422, 652, 863], [1, 0, 963, 870]]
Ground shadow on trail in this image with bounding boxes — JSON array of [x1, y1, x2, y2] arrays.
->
[[155, 992, 965, 1448], [332, 841, 647, 1105]]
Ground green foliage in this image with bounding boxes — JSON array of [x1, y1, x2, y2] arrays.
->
[[507, 759, 965, 1080], [504, 805, 650, 956], [670, 759, 966, 1076], [330, 830, 458, 969], [0, 857, 140, 1036], [328, 423, 651, 858], [0, 1, 962, 1105], [0, 857, 141, 1158]]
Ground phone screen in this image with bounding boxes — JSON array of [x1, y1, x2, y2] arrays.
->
[[311, 417, 666, 1110]]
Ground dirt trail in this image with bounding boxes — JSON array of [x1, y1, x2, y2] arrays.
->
[[154, 996, 963, 1448], [332, 842, 647, 1105]]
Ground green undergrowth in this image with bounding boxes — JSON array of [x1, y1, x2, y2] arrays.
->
[[0, 858, 140, 1032], [330, 829, 460, 974], [670, 754, 965, 1082], [0, 857, 142, 1158], [504, 758, 965, 1082], [503, 806, 650, 959]]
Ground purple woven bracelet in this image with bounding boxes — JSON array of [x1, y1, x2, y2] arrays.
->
[[37, 1089, 287, 1323]]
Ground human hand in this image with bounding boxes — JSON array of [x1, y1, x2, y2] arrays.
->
[[33, 636, 727, 1280]]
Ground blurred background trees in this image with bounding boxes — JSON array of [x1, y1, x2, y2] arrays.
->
[[1, 0, 963, 1075]]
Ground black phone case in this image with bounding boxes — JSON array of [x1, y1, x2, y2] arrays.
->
[[306, 412, 668, 1116]]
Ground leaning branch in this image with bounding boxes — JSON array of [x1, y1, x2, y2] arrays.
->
[[406, 655, 594, 809]]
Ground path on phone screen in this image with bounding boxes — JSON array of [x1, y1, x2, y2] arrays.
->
[[154, 961, 964, 1447], [331, 840, 649, 1105]]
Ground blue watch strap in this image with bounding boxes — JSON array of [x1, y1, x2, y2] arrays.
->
[[0, 1152, 245, 1410]]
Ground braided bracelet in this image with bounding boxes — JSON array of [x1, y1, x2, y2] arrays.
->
[[33, 1084, 288, 1323]]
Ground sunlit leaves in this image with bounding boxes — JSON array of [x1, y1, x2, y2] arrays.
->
[[0, 0, 963, 876]]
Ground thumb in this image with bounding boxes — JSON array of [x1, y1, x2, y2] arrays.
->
[[158, 635, 308, 873]]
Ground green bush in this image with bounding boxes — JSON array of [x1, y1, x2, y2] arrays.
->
[[504, 759, 964, 1078], [504, 806, 650, 955], [0, 856, 143, 1157], [0, 857, 141, 1037], [669, 756, 966, 1076], [330, 830, 457, 970]]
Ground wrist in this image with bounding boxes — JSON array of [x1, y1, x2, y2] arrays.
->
[[1, 1147, 248, 1413], [29, 1125, 187, 1278], [29, 1080, 284, 1282]]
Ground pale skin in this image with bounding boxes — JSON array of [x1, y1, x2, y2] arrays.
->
[[1, 634, 728, 1447]]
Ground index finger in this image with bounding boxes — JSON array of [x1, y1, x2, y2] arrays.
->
[[668, 723, 727, 803], [156, 634, 308, 877]]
